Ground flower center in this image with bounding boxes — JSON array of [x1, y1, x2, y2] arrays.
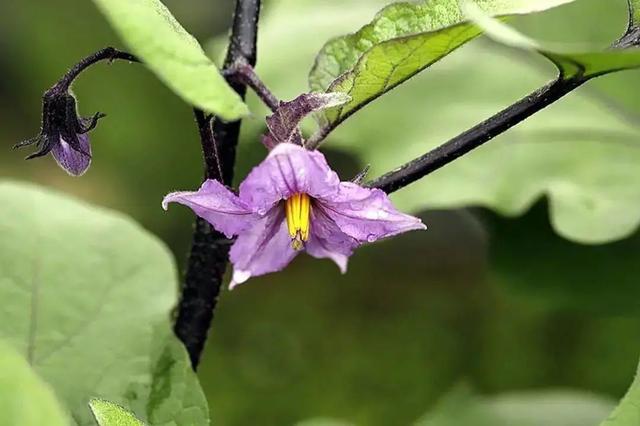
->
[[285, 193, 311, 251]]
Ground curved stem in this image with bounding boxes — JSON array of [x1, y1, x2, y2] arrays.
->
[[174, 0, 261, 370], [54, 47, 139, 93]]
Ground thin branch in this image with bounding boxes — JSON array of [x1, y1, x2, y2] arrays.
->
[[368, 26, 640, 194], [225, 59, 279, 111], [54, 47, 139, 93], [174, 0, 261, 370], [368, 77, 584, 193], [305, 124, 331, 150]]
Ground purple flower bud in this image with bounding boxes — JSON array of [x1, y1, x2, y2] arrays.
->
[[15, 91, 104, 176]]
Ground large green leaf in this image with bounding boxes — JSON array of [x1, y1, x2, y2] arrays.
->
[[416, 387, 615, 426], [464, 2, 640, 78], [0, 181, 208, 426], [293, 388, 615, 426], [90, 399, 145, 426], [601, 361, 640, 425], [308, 0, 575, 130], [0, 340, 69, 426], [91, 0, 248, 120], [296, 420, 355, 426]]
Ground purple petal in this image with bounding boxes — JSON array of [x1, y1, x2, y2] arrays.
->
[[229, 208, 298, 288], [51, 134, 91, 176], [305, 207, 359, 273], [263, 92, 350, 149], [162, 179, 257, 238], [317, 182, 426, 243], [239, 143, 340, 213]]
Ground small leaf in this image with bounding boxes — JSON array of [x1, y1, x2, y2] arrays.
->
[[91, 0, 248, 120], [263, 92, 350, 148], [90, 399, 145, 426], [464, 2, 640, 78], [600, 361, 640, 425], [0, 340, 69, 426], [0, 181, 209, 425], [309, 0, 576, 130]]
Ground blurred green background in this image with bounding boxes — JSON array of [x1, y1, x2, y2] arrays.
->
[[1, 0, 639, 425]]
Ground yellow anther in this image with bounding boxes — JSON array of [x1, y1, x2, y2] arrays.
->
[[285, 193, 311, 250]]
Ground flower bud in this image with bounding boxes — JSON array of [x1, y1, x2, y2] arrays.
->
[[15, 90, 105, 176]]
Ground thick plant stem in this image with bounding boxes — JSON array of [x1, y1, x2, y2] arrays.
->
[[174, 0, 261, 370]]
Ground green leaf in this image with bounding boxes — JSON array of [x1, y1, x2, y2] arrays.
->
[[296, 420, 356, 426], [464, 2, 640, 78], [308, 0, 575, 129], [629, 0, 640, 26], [146, 326, 210, 426], [0, 181, 208, 426], [234, 0, 390, 103], [416, 386, 615, 426], [0, 340, 69, 426], [601, 361, 640, 425], [91, 0, 248, 120], [90, 399, 145, 426]]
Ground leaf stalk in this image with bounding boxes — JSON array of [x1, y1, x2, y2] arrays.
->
[[54, 47, 139, 93]]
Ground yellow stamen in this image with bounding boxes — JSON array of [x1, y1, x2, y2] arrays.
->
[[285, 193, 311, 250]]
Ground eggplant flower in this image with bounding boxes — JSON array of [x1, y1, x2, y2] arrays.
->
[[15, 91, 104, 176], [163, 143, 425, 288]]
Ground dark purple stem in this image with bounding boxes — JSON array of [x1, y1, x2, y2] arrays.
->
[[367, 21, 640, 194], [54, 47, 139, 93], [174, 0, 261, 370], [368, 77, 585, 193], [225, 59, 279, 111]]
